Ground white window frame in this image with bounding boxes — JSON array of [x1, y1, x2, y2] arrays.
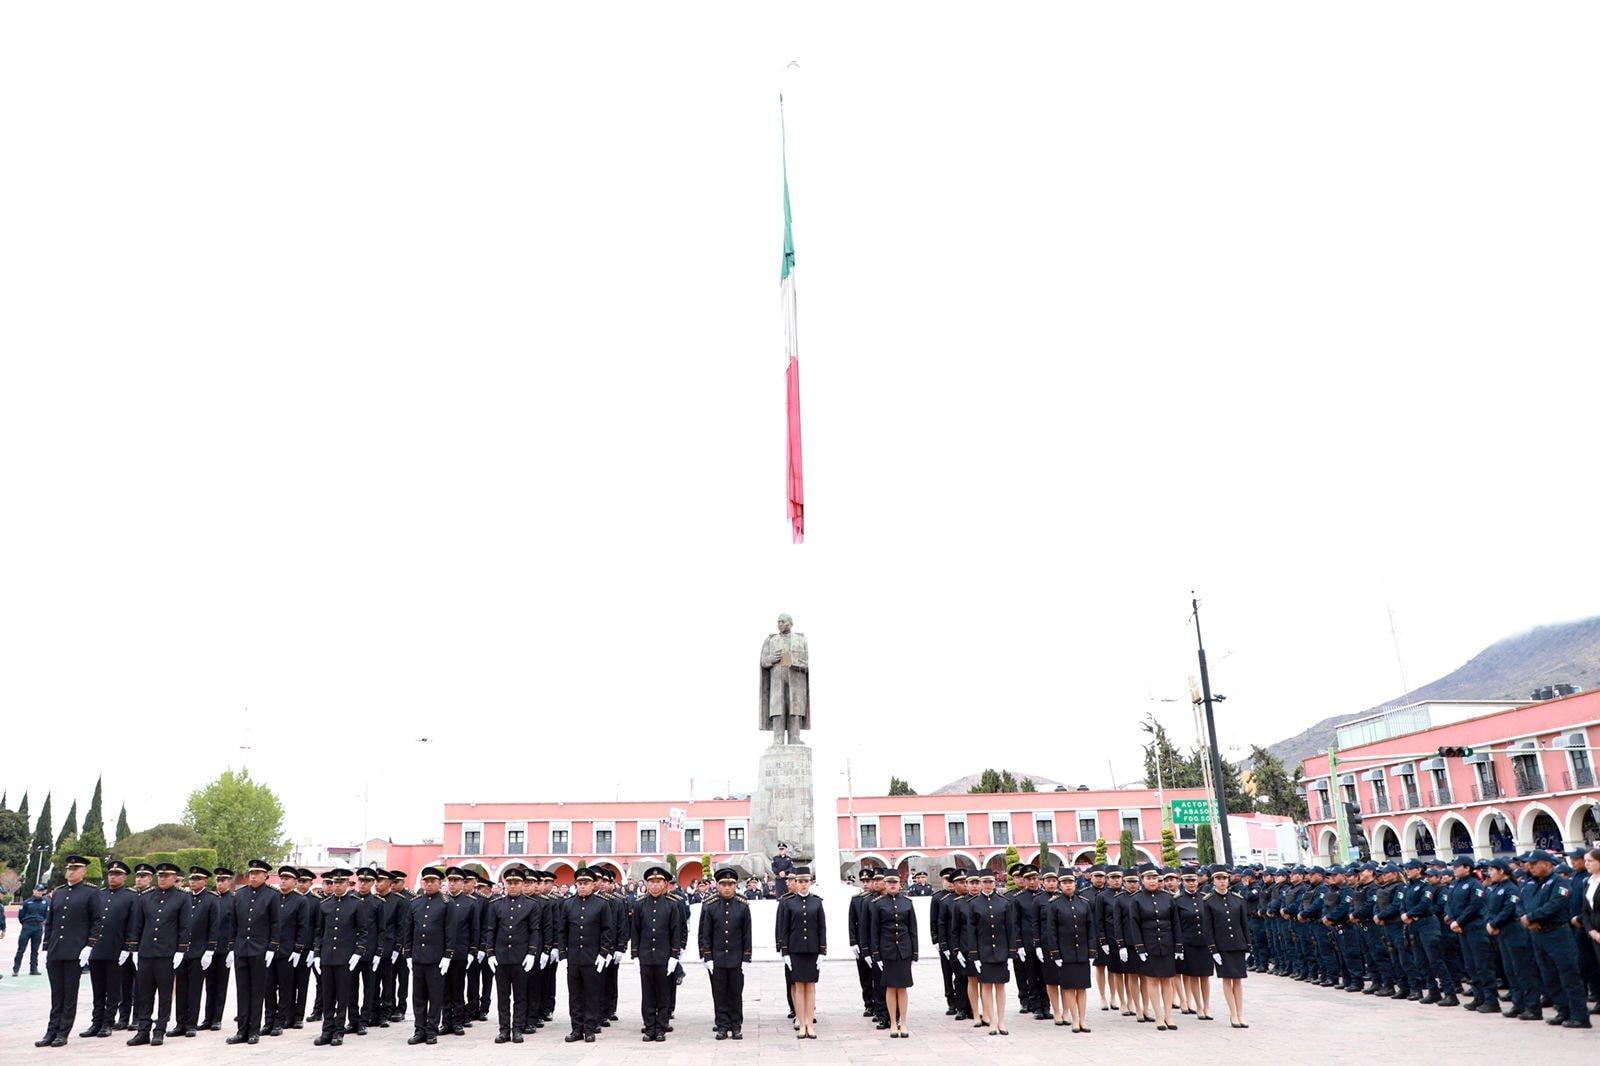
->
[[636, 821, 660, 855], [856, 815, 880, 850], [682, 820, 703, 854], [724, 818, 749, 852], [462, 821, 484, 856], [945, 815, 968, 847], [549, 820, 572, 855], [900, 814, 924, 849], [989, 813, 1013, 846], [1560, 728, 1592, 787], [1119, 808, 1142, 837], [592, 820, 616, 854], [505, 821, 527, 855], [1074, 810, 1099, 843], [1032, 812, 1056, 846]]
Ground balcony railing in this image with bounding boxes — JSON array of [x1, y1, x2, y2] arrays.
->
[[1471, 781, 1502, 801], [1372, 794, 1391, 814], [1564, 767, 1596, 790], [1512, 771, 1546, 797], [1404, 787, 1422, 808]]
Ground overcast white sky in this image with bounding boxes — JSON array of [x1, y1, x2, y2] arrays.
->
[[4, 3, 1599, 847]]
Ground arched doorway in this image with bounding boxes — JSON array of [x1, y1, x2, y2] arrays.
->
[[1566, 799, 1600, 848], [948, 852, 979, 872], [1405, 819, 1436, 858], [1318, 830, 1338, 864], [1530, 812, 1563, 852], [1484, 813, 1515, 854], [1374, 824, 1401, 859], [1438, 815, 1473, 857]]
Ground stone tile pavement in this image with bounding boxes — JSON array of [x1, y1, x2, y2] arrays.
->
[[1, 960, 1591, 1061]]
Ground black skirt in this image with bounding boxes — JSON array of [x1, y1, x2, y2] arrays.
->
[[1137, 953, 1175, 979], [978, 961, 1011, 985], [1092, 949, 1110, 968], [964, 954, 981, 979], [1178, 950, 1214, 978], [880, 958, 913, 989], [787, 953, 819, 983], [1215, 950, 1249, 980], [1057, 961, 1092, 990]]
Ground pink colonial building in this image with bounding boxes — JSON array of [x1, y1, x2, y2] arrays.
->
[[1301, 690, 1600, 864]]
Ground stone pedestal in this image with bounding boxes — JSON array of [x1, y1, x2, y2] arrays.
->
[[748, 742, 814, 875]]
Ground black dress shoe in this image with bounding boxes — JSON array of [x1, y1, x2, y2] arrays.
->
[[247, 1035, 259, 1044], [584, 1033, 596, 1042], [126, 1032, 151, 1046], [496, 1033, 510, 1043], [50, 1038, 68, 1048], [731, 1029, 743, 1040], [313, 1035, 331, 1046], [1562, 1019, 1592, 1029], [354, 1026, 368, 1036], [268, 1025, 284, 1037], [407, 1034, 427, 1045], [36, 1036, 57, 1048], [80, 1026, 100, 1038], [715, 1029, 727, 1040], [511, 1032, 523, 1043], [150, 1033, 165, 1046], [565, 1032, 584, 1043], [330, 1034, 342, 1046], [225, 1034, 248, 1044]]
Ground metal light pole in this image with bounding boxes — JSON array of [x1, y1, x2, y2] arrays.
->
[[1192, 595, 1234, 865]]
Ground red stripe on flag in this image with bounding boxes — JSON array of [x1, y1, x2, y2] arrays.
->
[[786, 355, 804, 544]]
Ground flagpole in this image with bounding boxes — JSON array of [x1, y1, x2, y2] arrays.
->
[[779, 67, 805, 544]]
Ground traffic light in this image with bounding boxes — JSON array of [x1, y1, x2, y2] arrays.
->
[[1343, 801, 1370, 861], [1437, 746, 1474, 758]]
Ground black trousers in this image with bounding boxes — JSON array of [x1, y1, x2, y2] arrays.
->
[[464, 957, 482, 1018], [494, 962, 528, 1033], [348, 956, 374, 1025], [393, 955, 409, 1014], [266, 954, 297, 1027], [46, 958, 85, 1038], [133, 956, 177, 1034], [938, 948, 958, 1008], [174, 956, 206, 1030], [118, 957, 138, 1022], [233, 955, 269, 1037], [541, 959, 558, 1015], [320, 965, 352, 1036], [294, 957, 312, 1020], [603, 955, 620, 1016], [638, 963, 670, 1035], [201, 951, 230, 1027], [411, 962, 444, 1038], [709, 965, 744, 1031], [566, 961, 602, 1034], [88, 958, 124, 1031], [365, 957, 391, 1024], [479, 960, 494, 1015], [444, 957, 468, 1029]]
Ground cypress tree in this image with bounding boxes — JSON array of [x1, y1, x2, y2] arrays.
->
[[55, 799, 79, 852], [17, 791, 29, 831], [115, 804, 131, 846], [80, 777, 108, 859], [22, 793, 53, 889]]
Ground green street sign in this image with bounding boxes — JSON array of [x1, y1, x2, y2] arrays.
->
[[1170, 799, 1213, 825]]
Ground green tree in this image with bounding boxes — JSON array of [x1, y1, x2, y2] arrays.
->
[[54, 799, 78, 853], [21, 793, 53, 889], [1247, 745, 1309, 821], [1160, 826, 1179, 866], [700, 853, 711, 882], [183, 769, 288, 874], [115, 804, 131, 846], [1094, 837, 1108, 865], [665, 854, 678, 878], [0, 807, 28, 873], [1117, 828, 1136, 867], [1003, 844, 1021, 889], [1034, 845, 1057, 869], [970, 769, 1003, 794], [16, 791, 29, 831], [1196, 824, 1216, 864], [887, 776, 917, 796], [80, 776, 107, 860], [111, 822, 208, 858], [1019, 777, 1036, 793]]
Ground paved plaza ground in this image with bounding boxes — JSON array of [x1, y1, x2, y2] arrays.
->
[[1, 959, 1592, 1060]]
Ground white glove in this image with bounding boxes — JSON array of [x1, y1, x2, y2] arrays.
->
[[1175, 950, 1185, 961], [863, 955, 872, 967], [671, 957, 682, 974], [371, 955, 380, 971], [201, 950, 214, 970], [593, 956, 605, 973], [1212, 953, 1222, 966], [1243, 952, 1251, 961], [1035, 947, 1044, 961], [548, 949, 559, 963], [1016, 949, 1026, 961], [307, 952, 318, 970], [956, 952, 966, 966], [476, 950, 485, 963], [741, 962, 748, 975], [224, 951, 233, 970], [876, 959, 884, 970], [521, 955, 534, 972], [173, 952, 184, 967], [615, 950, 625, 964], [488, 956, 498, 972], [347, 955, 360, 971], [289, 952, 301, 968], [1099, 944, 1109, 955], [132, 954, 140, 970], [941, 949, 950, 959], [850, 945, 859, 958], [1056, 958, 1063, 968], [120, 951, 132, 966], [264, 950, 275, 967], [390, 950, 399, 964], [1138, 951, 1148, 962], [538, 952, 550, 969], [76, 946, 91, 966], [783, 955, 792, 970], [1118, 948, 1128, 962], [439, 958, 450, 974]]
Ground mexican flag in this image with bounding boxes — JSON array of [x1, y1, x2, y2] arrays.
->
[[781, 93, 804, 544]]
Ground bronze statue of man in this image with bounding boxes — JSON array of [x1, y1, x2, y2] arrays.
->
[[758, 613, 809, 744]]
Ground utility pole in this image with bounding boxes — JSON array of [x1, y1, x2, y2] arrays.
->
[[1147, 713, 1168, 827], [1192, 595, 1234, 865], [1328, 747, 1348, 863]]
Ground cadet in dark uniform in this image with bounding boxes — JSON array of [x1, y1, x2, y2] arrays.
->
[[1199, 867, 1252, 1027], [114, 864, 155, 1029], [385, 870, 411, 1023], [1174, 868, 1212, 1018], [848, 868, 886, 1028], [467, 871, 493, 1022], [1122, 867, 1178, 1030], [1007, 864, 1045, 1020], [630, 865, 684, 1042], [1041, 867, 1097, 1032], [440, 867, 479, 1035], [870, 871, 918, 1038], [930, 867, 957, 1017], [771, 843, 795, 898], [37, 854, 100, 1048], [400, 866, 448, 1044], [1485, 857, 1540, 1018], [265, 864, 309, 1035], [776, 866, 825, 1039], [1444, 854, 1499, 1013], [366, 869, 400, 1030], [125, 862, 193, 1046], [598, 869, 628, 1027], [309, 868, 369, 1045], [348, 866, 385, 1034], [699, 867, 752, 1040], [528, 872, 558, 1031], [961, 870, 1018, 1036], [225, 859, 280, 1044], [483, 865, 538, 1042], [85, 859, 137, 1039], [554, 866, 616, 1043], [170, 866, 219, 1038], [200, 867, 234, 1031], [293, 869, 317, 1025], [1522, 849, 1591, 1027]]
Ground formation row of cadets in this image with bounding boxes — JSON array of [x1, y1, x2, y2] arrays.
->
[[1247, 847, 1599, 1029], [925, 861, 1255, 1034]]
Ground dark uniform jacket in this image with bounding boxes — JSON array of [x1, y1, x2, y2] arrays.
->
[[697, 894, 752, 967], [775, 893, 826, 955], [930, 889, 950, 949], [1042, 892, 1098, 963], [869, 894, 918, 962], [269, 889, 310, 956], [629, 893, 682, 965], [230, 883, 281, 957], [180, 888, 219, 958], [1443, 876, 1485, 928], [1199, 890, 1251, 952], [127, 886, 193, 957], [355, 891, 386, 958], [554, 893, 615, 965], [372, 892, 401, 960], [1009, 887, 1043, 952], [90, 885, 138, 960], [1092, 887, 1119, 954], [482, 895, 539, 964], [212, 890, 236, 955], [443, 891, 480, 960], [1173, 889, 1207, 950], [311, 893, 370, 967], [960, 890, 1019, 964], [846, 892, 876, 950], [1121, 889, 1177, 957], [44, 880, 102, 962], [402, 892, 449, 965]]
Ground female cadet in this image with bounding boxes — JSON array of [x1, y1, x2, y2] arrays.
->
[[1095, 868, 1126, 1014], [1115, 868, 1145, 1019], [1174, 868, 1215, 1019], [1123, 867, 1179, 1030], [1042, 868, 1098, 1032], [1199, 867, 1252, 1028], [775, 868, 825, 1039], [960, 871, 1019, 1035], [869, 872, 918, 1038]]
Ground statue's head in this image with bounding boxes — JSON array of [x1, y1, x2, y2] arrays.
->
[[777, 613, 793, 633]]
